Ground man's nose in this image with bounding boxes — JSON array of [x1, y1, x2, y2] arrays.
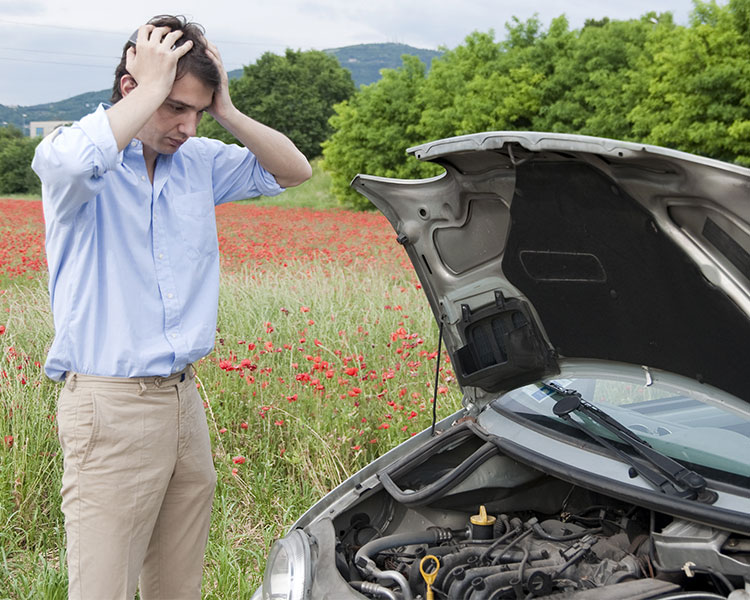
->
[[178, 113, 199, 137]]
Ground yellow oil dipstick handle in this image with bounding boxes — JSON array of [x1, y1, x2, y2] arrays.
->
[[420, 554, 441, 600]]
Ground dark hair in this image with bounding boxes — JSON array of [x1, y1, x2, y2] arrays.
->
[[110, 15, 221, 103]]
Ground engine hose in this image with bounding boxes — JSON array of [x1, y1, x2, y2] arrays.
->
[[350, 581, 399, 600], [479, 522, 523, 563], [355, 528, 454, 569], [372, 570, 412, 600], [491, 528, 535, 565], [379, 441, 500, 507], [355, 527, 454, 600]]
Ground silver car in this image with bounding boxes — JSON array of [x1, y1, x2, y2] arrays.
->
[[254, 132, 750, 600]]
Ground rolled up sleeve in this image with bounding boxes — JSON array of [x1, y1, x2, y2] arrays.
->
[[32, 104, 121, 224]]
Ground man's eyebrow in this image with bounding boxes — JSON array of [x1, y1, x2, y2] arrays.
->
[[166, 98, 212, 112]]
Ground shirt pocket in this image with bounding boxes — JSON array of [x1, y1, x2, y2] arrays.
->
[[176, 191, 218, 259]]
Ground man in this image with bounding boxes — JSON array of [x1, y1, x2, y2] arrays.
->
[[32, 15, 311, 600]]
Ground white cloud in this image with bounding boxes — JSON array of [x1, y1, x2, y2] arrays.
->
[[0, 0, 696, 105]]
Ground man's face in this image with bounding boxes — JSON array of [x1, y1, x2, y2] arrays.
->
[[135, 73, 214, 157]]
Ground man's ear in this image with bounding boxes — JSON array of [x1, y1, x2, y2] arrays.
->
[[119, 74, 137, 98]]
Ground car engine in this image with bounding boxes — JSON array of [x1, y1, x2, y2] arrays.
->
[[319, 423, 750, 599]]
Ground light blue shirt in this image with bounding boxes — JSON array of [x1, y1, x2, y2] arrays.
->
[[32, 104, 283, 381]]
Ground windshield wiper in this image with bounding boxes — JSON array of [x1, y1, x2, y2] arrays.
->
[[545, 382, 717, 503]]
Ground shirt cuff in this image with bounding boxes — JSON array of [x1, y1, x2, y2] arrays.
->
[[254, 164, 285, 197]]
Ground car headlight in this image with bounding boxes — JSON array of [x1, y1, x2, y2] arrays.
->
[[262, 528, 312, 600]]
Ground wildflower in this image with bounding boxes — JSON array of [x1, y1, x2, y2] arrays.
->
[[232, 456, 246, 464], [274, 419, 284, 426], [231, 468, 239, 476], [344, 366, 359, 376], [240, 422, 248, 430], [3, 435, 13, 448]]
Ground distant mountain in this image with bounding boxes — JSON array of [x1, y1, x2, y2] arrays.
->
[[325, 43, 442, 88], [0, 43, 442, 132], [0, 89, 111, 131]]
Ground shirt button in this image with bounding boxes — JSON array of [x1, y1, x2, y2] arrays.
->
[[170, 333, 177, 339], [167, 293, 174, 299], [130, 141, 137, 147], [141, 175, 147, 181], [158, 253, 164, 259]]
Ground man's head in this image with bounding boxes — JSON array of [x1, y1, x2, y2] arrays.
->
[[111, 15, 220, 104]]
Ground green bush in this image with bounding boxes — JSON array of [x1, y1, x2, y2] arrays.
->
[[0, 127, 41, 195]]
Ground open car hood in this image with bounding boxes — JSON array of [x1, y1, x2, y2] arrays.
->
[[352, 132, 750, 408]]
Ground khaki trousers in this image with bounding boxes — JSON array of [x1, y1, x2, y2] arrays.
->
[[56, 366, 217, 600]]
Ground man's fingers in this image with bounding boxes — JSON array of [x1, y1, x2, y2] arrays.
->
[[136, 24, 155, 45], [162, 29, 185, 47], [173, 39, 194, 58], [147, 26, 172, 44]]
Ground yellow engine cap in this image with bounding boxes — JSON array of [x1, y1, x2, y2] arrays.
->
[[470, 505, 496, 526]]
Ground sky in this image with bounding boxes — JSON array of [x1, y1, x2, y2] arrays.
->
[[0, 0, 698, 107]]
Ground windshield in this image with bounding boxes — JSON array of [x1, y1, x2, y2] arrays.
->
[[494, 374, 750, 484]]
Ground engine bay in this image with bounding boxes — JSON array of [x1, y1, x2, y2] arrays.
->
[[320, 424, 750, 599]]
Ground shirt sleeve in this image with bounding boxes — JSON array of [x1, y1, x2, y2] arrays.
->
[[32, 104, 121, 224], [197, 137, 285, 205]]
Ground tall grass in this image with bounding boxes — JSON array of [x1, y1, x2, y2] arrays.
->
[[0, 253, 461, 597]]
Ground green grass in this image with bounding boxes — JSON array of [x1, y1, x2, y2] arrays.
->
[[0, 260, 461, 597], [242, 158, 342, 210]]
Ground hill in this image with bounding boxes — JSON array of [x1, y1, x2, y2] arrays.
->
[[0, 43, 442, 131], [325, 43, 441, 88]]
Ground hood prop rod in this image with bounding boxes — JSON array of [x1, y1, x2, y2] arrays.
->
[[430, 319, 445, 437]]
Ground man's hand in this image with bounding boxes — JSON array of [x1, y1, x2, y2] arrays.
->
[[200, 39, 311, 187], [203, 40, 234, 123], [126, 25, 194, 99], [106, 24, 194, 153]]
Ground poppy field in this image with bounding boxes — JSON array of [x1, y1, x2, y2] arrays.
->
[[0, 194, 462, 598]]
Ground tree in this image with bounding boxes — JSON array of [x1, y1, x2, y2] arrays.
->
[[198, 49, 355, 159], [0, 127, 41, 194], [322, 55, 440, 209], [532, 15, 664, 140], [629, 0, 750, 163]]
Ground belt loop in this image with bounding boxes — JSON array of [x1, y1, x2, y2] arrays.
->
[[138, 379, 147, 396], [67, 373, 77, 392]]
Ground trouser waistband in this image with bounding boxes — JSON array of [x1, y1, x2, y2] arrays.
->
[[64, 364, 196, 394]]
